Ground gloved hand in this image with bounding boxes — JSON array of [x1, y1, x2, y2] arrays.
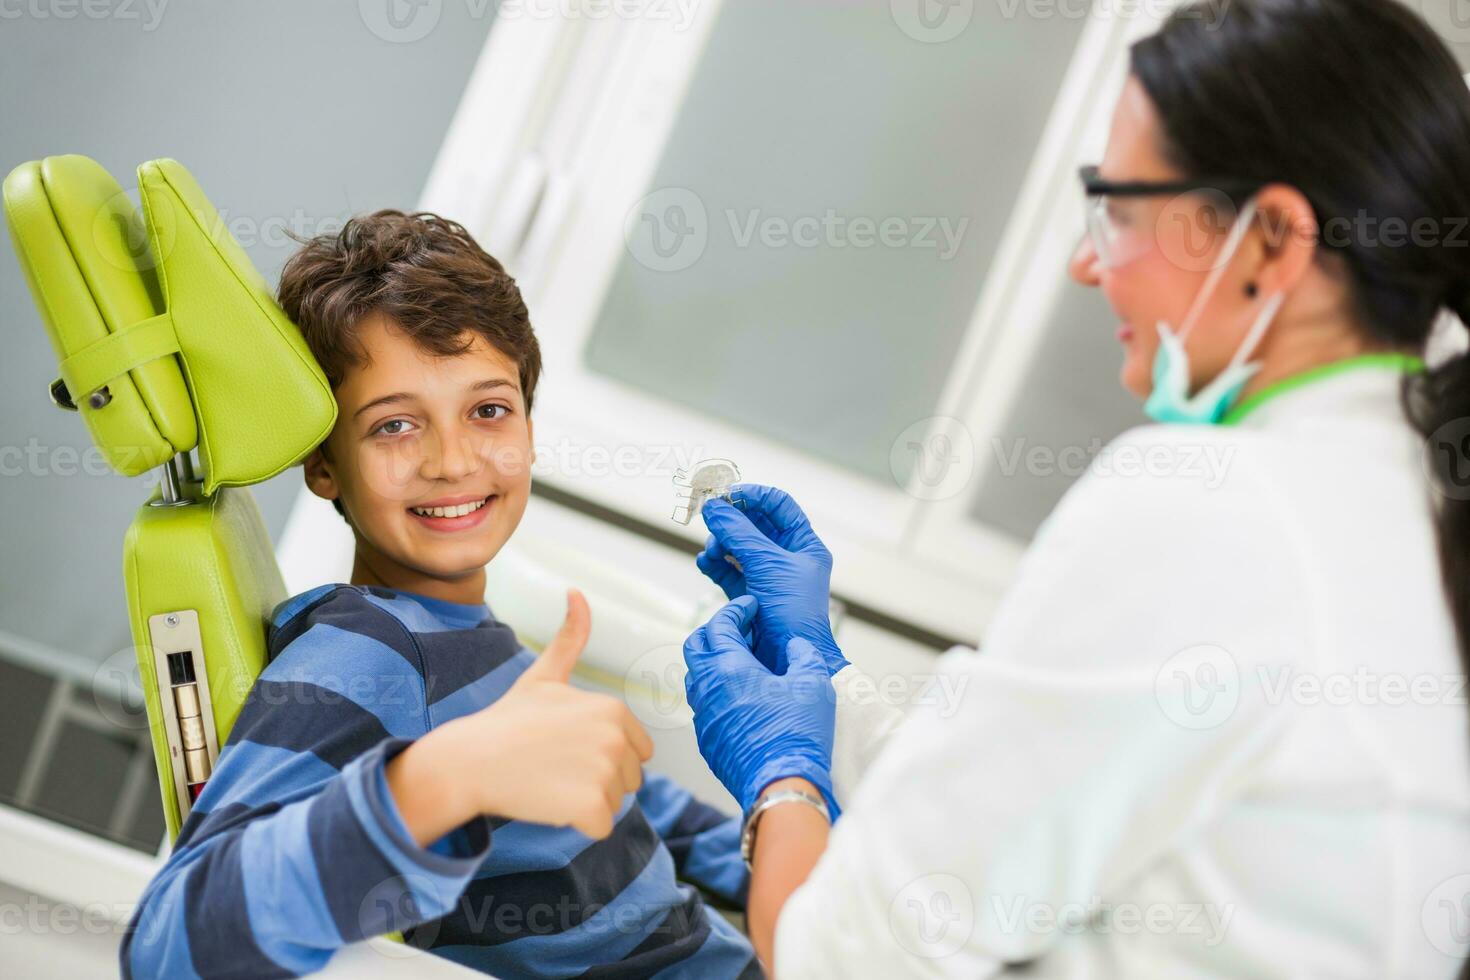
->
[[697, 484, 849, 676], [683, 595, 839, 818]]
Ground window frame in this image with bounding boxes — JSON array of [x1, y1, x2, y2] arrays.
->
[[419, 1, 1180, 641]]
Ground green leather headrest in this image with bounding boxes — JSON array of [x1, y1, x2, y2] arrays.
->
[[3, 155, 336, 494]]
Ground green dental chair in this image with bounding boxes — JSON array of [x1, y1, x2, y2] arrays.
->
[[4, 154, 337, 842]]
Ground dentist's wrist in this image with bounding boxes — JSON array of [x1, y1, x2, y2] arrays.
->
[[740, 777, 830, 870], [744, 755, 838, 821]]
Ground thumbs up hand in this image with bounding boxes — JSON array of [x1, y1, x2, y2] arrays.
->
[[390, 589, 655, 843]]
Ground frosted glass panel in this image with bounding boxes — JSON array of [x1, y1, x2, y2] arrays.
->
[[585, 0, 1086, 484], [970, 281, 1144, 540]]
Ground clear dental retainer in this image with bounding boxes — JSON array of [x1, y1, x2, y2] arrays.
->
[[672, 458, 741, 525]]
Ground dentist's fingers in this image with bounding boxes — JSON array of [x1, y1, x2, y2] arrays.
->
[[705, 595, 760, 658], [683, 624, 713, 663], [730, 483, 812, 536], [732, 483, 830, 556], [696, 543, 744, 597], [701, 498, 778, 564]]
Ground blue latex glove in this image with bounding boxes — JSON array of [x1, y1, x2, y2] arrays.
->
[[683, 595, 839, 818], [697, 484, 849, 676]]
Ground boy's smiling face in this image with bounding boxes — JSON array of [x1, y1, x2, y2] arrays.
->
[[304, 313, 534, 603]]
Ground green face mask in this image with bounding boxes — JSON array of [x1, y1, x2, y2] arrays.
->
[[1143, 199, 1286, 425]]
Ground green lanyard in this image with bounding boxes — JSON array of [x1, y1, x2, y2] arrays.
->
[[1219, 352, 1426, 427]]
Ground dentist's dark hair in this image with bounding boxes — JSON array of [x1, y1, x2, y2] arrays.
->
[[1132, 0, 1470, 805]]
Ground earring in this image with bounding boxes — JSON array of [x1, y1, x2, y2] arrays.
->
[[1245, 281, 1259, 298]]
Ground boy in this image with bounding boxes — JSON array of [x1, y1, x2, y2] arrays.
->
[[121, 212, 758, 978]]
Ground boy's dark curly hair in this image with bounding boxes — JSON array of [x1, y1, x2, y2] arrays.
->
[[278, 209, 541, 405]]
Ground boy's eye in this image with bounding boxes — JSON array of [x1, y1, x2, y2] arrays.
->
[[477, 404, 510, 421], [374, 419, 414, 436]]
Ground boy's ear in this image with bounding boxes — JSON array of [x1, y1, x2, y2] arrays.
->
[[303, 445, 340, 504], [527, 417, 536, 467]]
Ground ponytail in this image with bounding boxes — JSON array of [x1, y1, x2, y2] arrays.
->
[[1405, 292, 1470, 667]]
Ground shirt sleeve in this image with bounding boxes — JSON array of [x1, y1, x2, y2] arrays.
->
[[636, 771, 749, 907], [121, 738, 491, 979], [121, 589, 492, 979], [773, 427, 1318, 977], [830, 663, 917, 804]]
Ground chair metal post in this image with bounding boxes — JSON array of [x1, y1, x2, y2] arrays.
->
[[149, 454, 196, 508]]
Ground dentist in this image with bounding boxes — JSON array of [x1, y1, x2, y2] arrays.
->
[[681, 0, 1470, 976]]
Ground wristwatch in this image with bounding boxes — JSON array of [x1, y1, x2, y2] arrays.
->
[[740, 787, 831, 869]]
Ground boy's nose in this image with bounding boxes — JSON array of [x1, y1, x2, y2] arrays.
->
[[424, 430, 485, 482]]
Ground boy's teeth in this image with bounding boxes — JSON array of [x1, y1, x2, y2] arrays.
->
[[411, 497, 487, 518]]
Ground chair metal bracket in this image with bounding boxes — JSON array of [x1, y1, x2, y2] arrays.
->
[[147, 609, 221, 827]]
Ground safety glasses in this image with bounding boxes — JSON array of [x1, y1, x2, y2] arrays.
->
[[1078, 165, 1263, 268]]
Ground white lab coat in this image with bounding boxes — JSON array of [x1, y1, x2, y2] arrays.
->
[[775, 365, 1470, 978]]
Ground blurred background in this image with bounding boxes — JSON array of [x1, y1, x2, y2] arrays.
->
[[2, 0, 1468, 974]]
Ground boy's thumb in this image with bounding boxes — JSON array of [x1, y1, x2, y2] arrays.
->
[[526, 589, 591, 683]]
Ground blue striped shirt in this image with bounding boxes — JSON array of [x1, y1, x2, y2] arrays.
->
[[122, 584, 757, 979]]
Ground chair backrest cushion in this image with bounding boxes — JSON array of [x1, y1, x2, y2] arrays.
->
[[3, 155, 337, 492]]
